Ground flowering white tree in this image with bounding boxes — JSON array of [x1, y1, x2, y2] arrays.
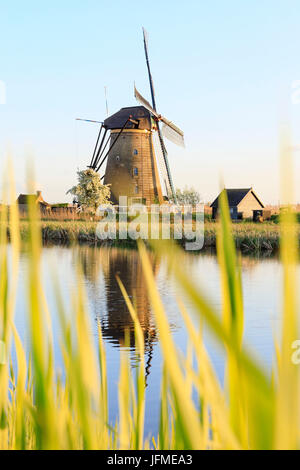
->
[[67, 169, 111, 215]]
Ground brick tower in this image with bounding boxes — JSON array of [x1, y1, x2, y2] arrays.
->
[[103, 106, 163, 206]]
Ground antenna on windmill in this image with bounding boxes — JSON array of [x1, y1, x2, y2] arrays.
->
[[135, 27, 184, 203], [104, 86, 109, 117]]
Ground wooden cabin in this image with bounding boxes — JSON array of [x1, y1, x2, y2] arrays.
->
[[17, 191, 51, 214], [211, 188, 265, 221]]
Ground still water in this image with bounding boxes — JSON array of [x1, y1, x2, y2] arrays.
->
[[14, 244, 295, 437]]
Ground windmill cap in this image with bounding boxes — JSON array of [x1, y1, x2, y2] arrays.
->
[[104, 106, 152, 130]]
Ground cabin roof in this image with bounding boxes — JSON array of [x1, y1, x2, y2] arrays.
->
[[210, 188, 264, 208], [17, 191, 50, 206], [104, 106, 152, 130]]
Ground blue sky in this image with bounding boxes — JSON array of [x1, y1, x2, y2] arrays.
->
[[0, 0, 300, 204]]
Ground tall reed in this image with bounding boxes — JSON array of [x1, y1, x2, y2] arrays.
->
[[0, 158, 299, 449]]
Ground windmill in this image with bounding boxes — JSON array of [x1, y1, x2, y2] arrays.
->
[[79, 28, 184, 206]]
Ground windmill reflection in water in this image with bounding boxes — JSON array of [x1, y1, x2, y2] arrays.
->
[[74, 246, 167, 384]]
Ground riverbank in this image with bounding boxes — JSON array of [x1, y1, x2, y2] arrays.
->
[[11, 220, 299, 252]]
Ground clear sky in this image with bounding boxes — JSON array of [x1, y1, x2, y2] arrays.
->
[[0, 0, 300, 204]]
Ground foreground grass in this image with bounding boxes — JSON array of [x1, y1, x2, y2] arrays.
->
[[0, 174, 299, 449], [11, 219, 299, 252]]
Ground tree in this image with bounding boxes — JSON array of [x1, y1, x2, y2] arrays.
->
[[67, 169, 111, 215], [172, 186, 201, 205]]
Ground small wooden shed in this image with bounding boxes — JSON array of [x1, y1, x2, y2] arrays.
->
[[211, 188, 264, 220]]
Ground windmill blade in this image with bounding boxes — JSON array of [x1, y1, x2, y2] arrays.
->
[[160, 116, 184, 138], [142, 27, 157, 111], [134, 86, 159, 119], [162, 122, 185, 147], [134, 86, 185, 147], [156, 126, 177, 202], [138, 28, 178, 202], [143, 27, 149, 51], [152, 130, 172, 198]]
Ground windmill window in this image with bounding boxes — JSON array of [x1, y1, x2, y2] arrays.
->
[[133, 167, 138, 176], [116, 155, 120, 161], [133, 149, 138, 155]]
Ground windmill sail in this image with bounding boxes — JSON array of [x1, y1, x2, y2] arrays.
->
[[138, 27, 184, 202], [134, 86, 185, 147], [161, 123, 185, 147], [152, 129, 173, 198], [134, 86, 159, 119], [143, 27, 157, 111]]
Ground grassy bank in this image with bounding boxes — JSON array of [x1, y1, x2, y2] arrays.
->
[[10, 219, 299, 252]]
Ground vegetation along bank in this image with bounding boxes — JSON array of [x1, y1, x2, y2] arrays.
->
[[8, 219, 300, 253]]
